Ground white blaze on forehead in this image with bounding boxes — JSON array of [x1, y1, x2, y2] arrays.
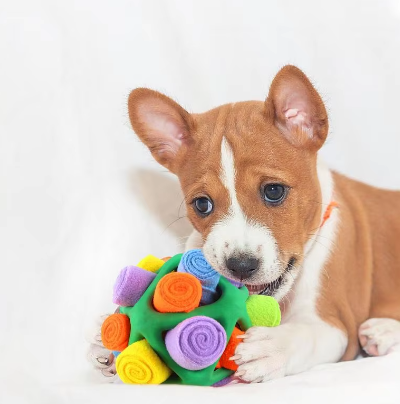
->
[[220, 137, 242, 216], [201, 137, 280, 284]]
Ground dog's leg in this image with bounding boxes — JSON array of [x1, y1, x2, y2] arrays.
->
[[233, 319, 347, 383], [359, 318, 400, 356]]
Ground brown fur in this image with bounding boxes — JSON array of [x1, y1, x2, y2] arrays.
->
[[318, 173, 400, 360]]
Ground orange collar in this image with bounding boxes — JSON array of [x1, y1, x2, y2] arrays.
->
[[320, 201, 339, 228]]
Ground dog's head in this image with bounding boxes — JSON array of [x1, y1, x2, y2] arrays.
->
[[128, 65, 329, 300]]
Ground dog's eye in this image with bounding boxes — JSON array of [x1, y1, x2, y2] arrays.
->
[[263, 184, 287, 205], [193, 197, 213, 216]]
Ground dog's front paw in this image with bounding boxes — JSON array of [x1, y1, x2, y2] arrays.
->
[[86, 314, 119, 382], [232, 326, 289, 383], [359, 318, 400, 356]]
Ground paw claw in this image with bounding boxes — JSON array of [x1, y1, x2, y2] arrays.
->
[[101, 365, 116, 378], [96, 353, 114, 366], [87, 344, 114, 369]]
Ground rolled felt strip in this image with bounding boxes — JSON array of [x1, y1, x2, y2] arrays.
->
[[116, 339, 172, 384], [101, 313, 131, 351], [245, 295, 281, 327], [165, 316, 227, 370], [113, 265, 156, 307], [161, 256, 172, 262], [212, 376, 235, 387], [137, 255, 165, 273], [216, 326, 244, 371], [177, 249, 220, 305], [153, 272, 202, 313]]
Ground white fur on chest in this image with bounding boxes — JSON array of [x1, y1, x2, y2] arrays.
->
[[186, 159, 348, 382]]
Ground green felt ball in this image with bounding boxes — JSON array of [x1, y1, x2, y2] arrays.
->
[[119, 254, 252, 386], [245, 295, 281, 327]]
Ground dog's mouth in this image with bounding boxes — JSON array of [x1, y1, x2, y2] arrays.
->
[[245, 257, 297, 296], [246, 275, 285, 295]]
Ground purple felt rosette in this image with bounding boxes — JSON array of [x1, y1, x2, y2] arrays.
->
[[165, 316, 227, 370], [113, 265, 156, 307]]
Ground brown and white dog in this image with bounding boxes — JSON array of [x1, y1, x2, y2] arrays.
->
[[89, 65, 400, 383]]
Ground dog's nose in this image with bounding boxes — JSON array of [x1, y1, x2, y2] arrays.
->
[[225, 255, 260, 280]]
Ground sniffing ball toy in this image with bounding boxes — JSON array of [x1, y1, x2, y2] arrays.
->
[[100, 249, 281, 386]]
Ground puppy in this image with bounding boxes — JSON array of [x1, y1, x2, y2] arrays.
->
[[88, 65, 400, 383]]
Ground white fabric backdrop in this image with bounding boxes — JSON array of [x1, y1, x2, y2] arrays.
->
[[1, 0, 400, 402]]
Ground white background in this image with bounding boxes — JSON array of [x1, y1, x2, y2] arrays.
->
[[1, 0, 400, 402]]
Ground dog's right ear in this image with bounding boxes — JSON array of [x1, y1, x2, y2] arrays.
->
[[128, 89, 193, 172]]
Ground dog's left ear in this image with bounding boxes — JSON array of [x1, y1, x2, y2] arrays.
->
[[265, 65, 328, 151]]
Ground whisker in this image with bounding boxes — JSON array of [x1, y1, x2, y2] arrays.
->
[[308, 238, 335, 255], [161, 215, 188, 235], [301, 199, 332, 208], [307, 233, 335, 241], [177, 235, 191, 240]]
